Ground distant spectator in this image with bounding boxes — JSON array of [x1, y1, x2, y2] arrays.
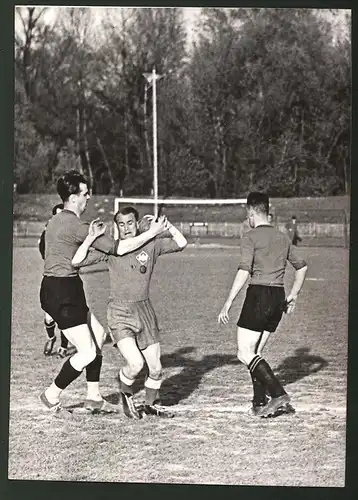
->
[[268, 213, 274, 225], [285, 216, 302, 246]]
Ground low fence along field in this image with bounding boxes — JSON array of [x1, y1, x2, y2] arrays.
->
[[13, 195, 350, 247]]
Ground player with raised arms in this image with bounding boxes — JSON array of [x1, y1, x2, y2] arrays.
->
[[218, 192, 307, 418], [72, 206, 187, 419], [39, 170, 168, 417]]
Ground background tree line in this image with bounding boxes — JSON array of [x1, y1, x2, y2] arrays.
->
[[14, 7, 351, 197]]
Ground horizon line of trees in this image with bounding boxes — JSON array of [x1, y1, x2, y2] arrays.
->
[[15, 7, 351, 198]]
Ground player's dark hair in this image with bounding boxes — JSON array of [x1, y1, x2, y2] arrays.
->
[[57, 170, 88, 202], [114, 206, 139, 223], [247, 192, 269, 215], [52, 203, 64, 215]]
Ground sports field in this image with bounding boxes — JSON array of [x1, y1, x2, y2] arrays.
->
[[8, 243, 348, 487]]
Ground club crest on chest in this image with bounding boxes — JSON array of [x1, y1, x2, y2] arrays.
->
[[136, 251, 150, 266]]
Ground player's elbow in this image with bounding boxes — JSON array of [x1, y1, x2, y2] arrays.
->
[[178, 237, 188, 249]]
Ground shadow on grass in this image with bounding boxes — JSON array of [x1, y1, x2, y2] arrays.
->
[[104, 347, 238, 406], [160, 347, 238, 406], [274, 347, 328, 385]]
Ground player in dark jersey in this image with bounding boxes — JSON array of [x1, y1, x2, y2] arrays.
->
[[72, 206, 187, 419], [218, 192, 307, 418], [39, 171, 168, 417], [39, 203, 75, 358]]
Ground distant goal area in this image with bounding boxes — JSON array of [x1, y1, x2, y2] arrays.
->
[[114, 197, 350, 248]]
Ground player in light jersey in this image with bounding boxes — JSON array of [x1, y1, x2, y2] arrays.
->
[[72, 206, 187, 419], [39, 171, 168, 417], [218, 192, 307, 418]]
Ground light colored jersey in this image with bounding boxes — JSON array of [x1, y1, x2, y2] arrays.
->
[[108, 237, 181, 303], [43, 209, 118, 277], [238, 224, 306, 286]]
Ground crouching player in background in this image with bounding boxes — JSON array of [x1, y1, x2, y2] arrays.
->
[[218, 192, 307, 418], [72, 207, 187, 419]]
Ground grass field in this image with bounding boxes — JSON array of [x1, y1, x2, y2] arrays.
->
[[8, 243, 348, 487]]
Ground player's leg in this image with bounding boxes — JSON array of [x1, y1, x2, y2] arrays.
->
[[43, 312, 57, 356], [249, 330, 271, 411], [237, 326, 267, 414], [141, 342, 174, 418], [256, 290, 294, 417], [83, 313, 119, 413], [116, 337, 144, 419], [40, 322, 96, 414], [237, 285, 270, 413], [57, 331, 69, 358], [237, 326, 289, 416], [256, 330, 271, 356]]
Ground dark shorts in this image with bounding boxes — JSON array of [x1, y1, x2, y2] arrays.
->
[[107, 299, 160, 351], [237, 285, 286, 333], [40, 275, 89, 330]]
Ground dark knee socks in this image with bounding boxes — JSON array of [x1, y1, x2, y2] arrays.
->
[[85, 354, 103, 382], [45, 320, 56, 339], [60, 332, 68, 349], [55, 359, 82, 390], [248, 355, 286, 399]]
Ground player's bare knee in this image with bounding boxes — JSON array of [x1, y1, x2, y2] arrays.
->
[[127, 357, 144, 377]]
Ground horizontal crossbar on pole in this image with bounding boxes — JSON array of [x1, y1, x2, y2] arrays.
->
[[115, 198, 247, 205]]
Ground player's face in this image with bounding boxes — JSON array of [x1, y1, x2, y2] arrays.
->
[[116, 213, 138, 239], [76, 183, 90, 214]]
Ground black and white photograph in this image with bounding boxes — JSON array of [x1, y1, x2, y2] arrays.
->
[[10, 4, 351, 487]]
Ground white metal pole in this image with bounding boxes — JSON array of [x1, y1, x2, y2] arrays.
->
[[152, 67, 158, 219]]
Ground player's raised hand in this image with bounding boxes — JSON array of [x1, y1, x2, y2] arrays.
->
[[164, 218, 173, 231], [138, 214, 153, 233], [149, 215, 168, 236], [218, 302, 231, 324], [88, 218, 107, 240]]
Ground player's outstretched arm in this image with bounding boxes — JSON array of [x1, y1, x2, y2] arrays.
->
[[286, 265, 308, 314], [116, 215, 168, 256], [165, 220, 187, 249], [218, 269, 250, 324], [72, 219, 107, 266]]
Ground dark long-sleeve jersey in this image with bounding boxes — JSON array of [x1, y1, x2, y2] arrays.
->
[[43, 209, 118, 277]]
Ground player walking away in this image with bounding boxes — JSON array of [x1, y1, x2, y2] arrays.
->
[[39, 171, 168, 417], [218, 192, 307, 418], [72, 206, 188, 419], [286, 215, 302, 246], [39, 203, 76, 358]]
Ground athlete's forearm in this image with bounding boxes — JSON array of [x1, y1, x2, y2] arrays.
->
[[225, 269, 250, 307], [72, 235, 95, 266], [116, 228, 157, 256], [167, 224, 187, 249], [288, 265, 308, 299]]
